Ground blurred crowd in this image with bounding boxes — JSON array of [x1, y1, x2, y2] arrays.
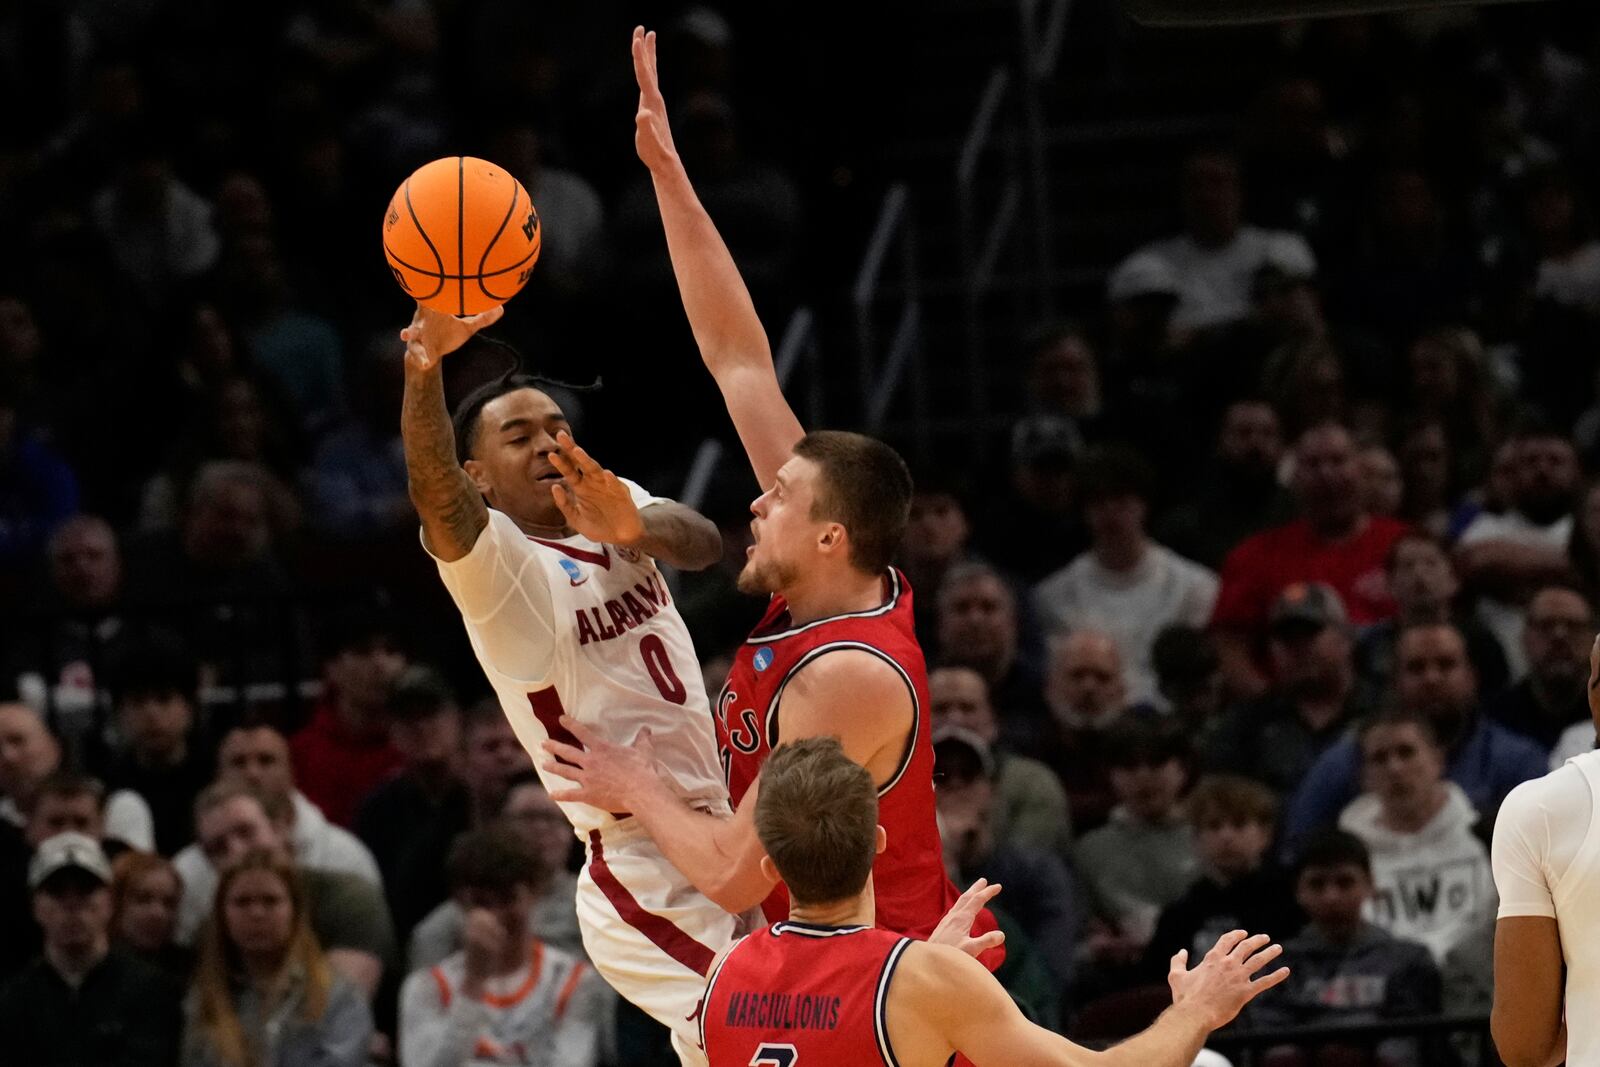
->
[[6, 0, 1600, 1065]]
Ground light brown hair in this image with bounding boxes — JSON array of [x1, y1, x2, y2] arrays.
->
[[755, 737, 878, 906], [190, 849, 332, 1067], [793, 431, 912, 574], [1187, 775, 1278, 830]]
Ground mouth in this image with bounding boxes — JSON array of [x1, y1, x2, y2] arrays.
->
[[535, 470, 563, 484]]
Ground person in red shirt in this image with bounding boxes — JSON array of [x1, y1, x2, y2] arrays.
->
[[289, 606, 408, 827], [1211, 421, 1408, 697], [700, 737, 1288, 1067]]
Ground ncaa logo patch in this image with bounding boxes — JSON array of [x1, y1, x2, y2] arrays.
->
[[558, 558, 586, 586], [752, 647, 774, 672]]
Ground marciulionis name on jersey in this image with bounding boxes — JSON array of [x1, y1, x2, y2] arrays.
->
[[723, 990, 842, 1031], [575, 573, 672, 645]]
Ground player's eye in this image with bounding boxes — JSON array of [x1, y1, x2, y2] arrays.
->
[[509, 436, 529, 446]]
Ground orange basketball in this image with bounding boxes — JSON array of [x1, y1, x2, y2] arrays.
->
[[381, 156, 542, 316]]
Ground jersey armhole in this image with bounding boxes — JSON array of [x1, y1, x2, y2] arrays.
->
[[873, 937, 914, 1067], [767, 643, 920, 797], [699, 934, 747, 1051]]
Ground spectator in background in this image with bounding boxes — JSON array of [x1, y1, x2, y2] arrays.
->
[[1250, 831, 1441, 1061], [974, 415, 1087, 583], [489, 121, 605, 298], [409, 771, 582, 970], [1110, 145, 1317, 335], [1567, 476, 1600, 601], [1145, 625, 1227, 731], [306, 337, 411, 542], [934, 744, 1082, 994], [1157, 399, 1297, 570], [5, 515, 125, 732], [1022, 325, 1111, 440], [1523, 162, 1600, 315], [99, 629, 213, 856], [183, 848, 372, 1067], [1354, 531, 1510, 703], [214, 234, 345, 437], [0, 702, 151, 850], [1142, 775, 1301, 979], [1211, 421, 1409, 697], [1204, 582, 1369, 796], [936, 562, 1046, 746], [356, 666, 471, 943], [122, 460, 298, 691], [26, 770, 149, 856], [175, 722, 382, 945], [1034, 446, 1217, 706], [291, 607, 408, 828], [1072, 718, 1197, 968], [1358, 444, 1404, 518], [1038, 631, 1136, 835], [1485, 584, 1593, 750], [1456, 423, 1580, 675], [461, 698, 536, 826], [399, 828, 604, 1067], [0, 832, 183, 1065], [1339, 711, 1496, 965], [88, 124, 220, 306], [1284, 622, 1546, 853], [110, 850, 189, 980], [899, 474, 976, 656], [1396, 417, 1457, 537], [1398, 328, 1506, 493], [176, 781, 394, 998], [930, 666, 1072, 855], [137, 372, 302, 537], [0, 382, 79, 571]]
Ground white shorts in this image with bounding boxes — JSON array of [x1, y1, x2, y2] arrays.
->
[[576, 817, 749, 1067]]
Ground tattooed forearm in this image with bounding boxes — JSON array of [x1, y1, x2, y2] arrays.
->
[[402, 361, 487, 561], [634, 502, 723, 571]]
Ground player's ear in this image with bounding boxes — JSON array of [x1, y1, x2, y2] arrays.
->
[[874, 825, 887, 855], [462, 458, 492, 496], [758, 855, 781, 886], [818, 523, 846, 553]]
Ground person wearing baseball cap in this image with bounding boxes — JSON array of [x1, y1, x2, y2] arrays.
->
[[1203, 582, 1371, 797], [0, 832, 182, 1062]]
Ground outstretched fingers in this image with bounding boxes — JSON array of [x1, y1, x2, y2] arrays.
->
[[555, 431, 605, 478], [1209, 930, 1249, 959], [1243, 942, 1284, 975], [540, 737, 588, 766], [1227, 932, 1273, 962], [1253, 966, 1292, 992]]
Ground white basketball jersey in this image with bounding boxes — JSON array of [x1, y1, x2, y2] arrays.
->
[[433, 484, 725, 836]]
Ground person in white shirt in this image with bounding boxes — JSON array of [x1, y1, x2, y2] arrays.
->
[[1490, 634, 1600, 1067], [1108, 147, 1316, 335], [400, 827, 605, 1067], [1033, 447, 1217, 706], [1456, 427, 1581, 674], [173, 721, 381, 944], [1339, 710, 1496, 965]]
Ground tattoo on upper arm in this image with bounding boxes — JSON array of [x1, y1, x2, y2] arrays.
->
[[402, 365, 486, 556]]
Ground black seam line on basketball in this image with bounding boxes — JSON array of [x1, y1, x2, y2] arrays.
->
[[401, 181, 446, 300], [383, 243, 540, 280], [456, 157, 466, 316], [478, 178, 519, 281], [478, 229, 541, 300]]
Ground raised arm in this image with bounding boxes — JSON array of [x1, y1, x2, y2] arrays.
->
[[630, 26, 804, 490], [400, 305, 503, 561]]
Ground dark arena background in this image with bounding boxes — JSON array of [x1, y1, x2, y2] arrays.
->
[[0, 0, 1592, 1063]]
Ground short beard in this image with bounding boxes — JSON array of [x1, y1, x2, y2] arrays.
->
[[737, 557, 800, 597]]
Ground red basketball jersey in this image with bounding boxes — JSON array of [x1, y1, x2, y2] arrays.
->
[[716, 569, 1000, 963], [701, 921, 912, 1067]]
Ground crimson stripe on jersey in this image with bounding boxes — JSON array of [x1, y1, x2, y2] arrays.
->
[[588, 830, 717, 976], [530, 690, 629, 818], [529, 538, 611, 569]]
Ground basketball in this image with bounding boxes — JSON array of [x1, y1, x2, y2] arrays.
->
[[381, 156, 542, 316]]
